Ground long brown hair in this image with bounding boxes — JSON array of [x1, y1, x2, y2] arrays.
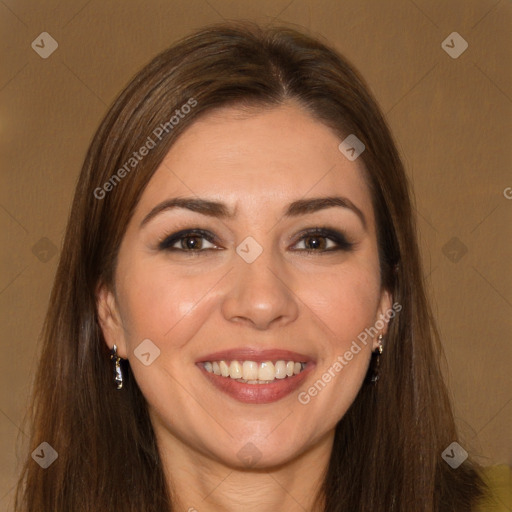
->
[[15, 20, 487, 511]]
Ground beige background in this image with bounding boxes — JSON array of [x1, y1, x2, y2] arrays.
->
[[1, 0, 511, 509]]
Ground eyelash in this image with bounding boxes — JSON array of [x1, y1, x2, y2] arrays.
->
[[157, 227, 354, 255]]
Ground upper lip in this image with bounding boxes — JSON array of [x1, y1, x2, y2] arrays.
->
[[196, 348, 315, 363]]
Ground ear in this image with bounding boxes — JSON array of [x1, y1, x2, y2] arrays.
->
[[373, 288, 393, 351], [96, 282, 128, 358]]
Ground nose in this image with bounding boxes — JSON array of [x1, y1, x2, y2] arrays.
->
[[220, 247, 299, 330]]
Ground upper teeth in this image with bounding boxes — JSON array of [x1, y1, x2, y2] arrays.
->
[[203, 360, 306, 382]]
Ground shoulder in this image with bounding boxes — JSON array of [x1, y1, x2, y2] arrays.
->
[[474, 465, 512, 511]]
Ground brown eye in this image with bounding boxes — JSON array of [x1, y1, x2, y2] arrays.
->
[[302, 235, 329, 251], [159, 229, 219, 252], [180, 235, 205, 250], [292, 228, 354, 253]]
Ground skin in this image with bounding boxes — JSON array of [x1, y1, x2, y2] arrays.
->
[[97, 102, 392, 512]]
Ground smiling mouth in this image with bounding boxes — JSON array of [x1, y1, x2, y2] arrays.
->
[[201, 359, 307, 384]]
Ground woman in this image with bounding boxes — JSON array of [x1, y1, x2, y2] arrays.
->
[[14, 20, 489, 511]]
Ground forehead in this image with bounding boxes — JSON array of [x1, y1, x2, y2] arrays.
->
[[135, 103, 374, 224]]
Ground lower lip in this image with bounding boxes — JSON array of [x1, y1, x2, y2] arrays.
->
[[197, 363, 315, 404]]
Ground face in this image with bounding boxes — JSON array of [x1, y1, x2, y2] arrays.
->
[[97, 102, 392, 469]]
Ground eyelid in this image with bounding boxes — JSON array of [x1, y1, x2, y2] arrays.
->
[[289, 227, 355, 252], [157, 226, 355, 254], [157, 228, 219, 251]]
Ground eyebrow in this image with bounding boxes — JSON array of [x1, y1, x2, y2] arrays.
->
[[140, 195, 367, 230]]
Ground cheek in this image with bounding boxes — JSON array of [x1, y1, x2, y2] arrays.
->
[[302, 264, 381, 344], [117, 251, 382, 353], [116, 257, 223, 350], [290, 265, 382, 430]]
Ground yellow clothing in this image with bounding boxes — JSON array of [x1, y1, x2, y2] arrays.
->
[[476, 465, 512, 511]]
